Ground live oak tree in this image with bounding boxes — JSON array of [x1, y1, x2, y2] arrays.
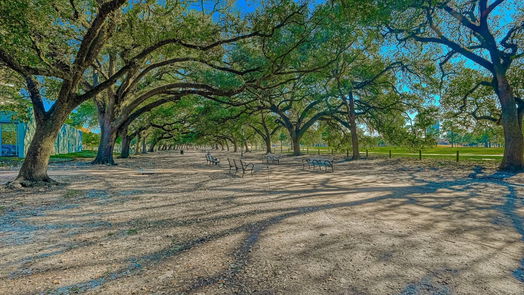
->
[[344, 0, 524, 170], [89, 57, 244, 165], [120, 114, 152, 159], [441, 67, 500, 122], [262, 78, 344, 155], [242, 4, 353, 156], [0, 0, 303, 185], [440, 67, 505, 147], [205, 105, 255, 152], [137, 2, 350, 156], [87, 0, 307, 165], [248, 111, 281, 154], [87, 3, 253, 164], [0, 0, 133, 186], [330, 48, 410, 159], [148, 120, 192, 152], [145, 101, 197, 152]]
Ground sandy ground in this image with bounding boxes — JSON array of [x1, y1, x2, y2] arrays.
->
[[0, 150, 523, 295]]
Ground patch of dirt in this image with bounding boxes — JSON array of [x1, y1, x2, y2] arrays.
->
[[0, 151, 523, 294]]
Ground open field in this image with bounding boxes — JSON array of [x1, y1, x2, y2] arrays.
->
[[366, 146, 505, 155], [269, 146, 505, 162], [0, 151, 523, 294], [365, 147, 504, 161]]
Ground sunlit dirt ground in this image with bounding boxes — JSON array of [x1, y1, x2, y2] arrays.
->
[[1, 151, 523, 294]]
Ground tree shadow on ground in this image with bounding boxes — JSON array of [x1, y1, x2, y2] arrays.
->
[[1, 153, 523, 294]]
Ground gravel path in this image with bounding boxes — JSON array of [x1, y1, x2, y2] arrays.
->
[[0, 150, 523, 294]]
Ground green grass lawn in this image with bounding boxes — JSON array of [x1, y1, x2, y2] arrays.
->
[[363, 146, 503, 161], [0, 150, 98, 166], [50, 150, 98, 159], [365, 146, 504, 155], [271, 145, 504, 162]]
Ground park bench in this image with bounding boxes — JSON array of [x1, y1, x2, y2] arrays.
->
[[239, 159, 255, 177], [228, 158, 254, 177], [205, 153, 220, 165], [265, 153, 281, 165], [302, 157, 334, 172], [227, 158, 238, 173]]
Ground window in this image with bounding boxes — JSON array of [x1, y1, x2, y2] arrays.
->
[[0, 123, 18, 157]]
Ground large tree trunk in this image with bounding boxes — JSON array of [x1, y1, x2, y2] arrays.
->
[[92, 115, 117, 164], [285, 126, 302, 156], [292, 136, 301, 155], [11, 118, 64, 187], [92, 94, 119, 165], [92, 132, 116, 164], [120, 134, 132, 159], [233, 140, 238, 152], [120, 127, 133, 159], [497, 75, 524, 171], [148, 140, 157, 153], [264, 136, 272, 154], [244, 141, 250, 152], [346, 93, 360, 160], [290, 132, 301, 156], [10, 101, 77, 187], [135, 135, 141, 155], [141, 137, 147, 154]]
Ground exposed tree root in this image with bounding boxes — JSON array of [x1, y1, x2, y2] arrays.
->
[[5, 176, 60, 189]]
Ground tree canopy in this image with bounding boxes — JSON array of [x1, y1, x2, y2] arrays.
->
[[0, 0, 523, 186]]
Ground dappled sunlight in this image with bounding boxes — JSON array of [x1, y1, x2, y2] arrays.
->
[[1, 151, 523, 294]]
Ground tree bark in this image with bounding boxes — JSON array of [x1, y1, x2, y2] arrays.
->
[[11, 117, 64, 186], [5, 0, 127, 187], [148, 140, 157, 153], [346, 92, 360, 160], [233, 140, 238, 152], [265, 137, 272, 154], [497, 75, 524, 171], [9, 100, 80, 187], [92, 114, 117, 164], [135, 135, 141, 155], [120, 133, 132, 158], [141, 137, 147, 153], [290, 132, 301, 156]]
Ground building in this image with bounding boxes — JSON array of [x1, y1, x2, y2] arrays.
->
[[0, 112, 83, 157]]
